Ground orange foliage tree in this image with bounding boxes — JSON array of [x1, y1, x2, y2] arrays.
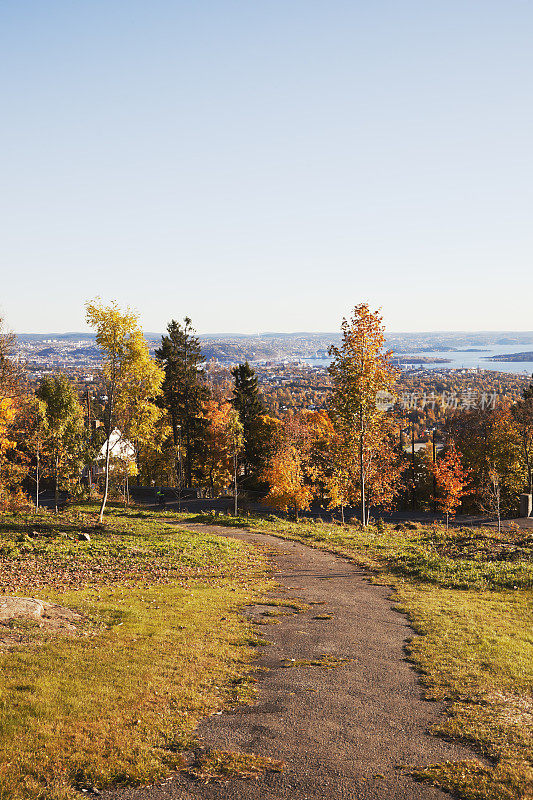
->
[[445, 403, 524, 515], [263, 443, 313, 519], [433, 441, 472, 527], [262, 412, 314, 519], [328, 304, 400, 525], [204, 399, 244, 497], [322, 418, 405, 524]]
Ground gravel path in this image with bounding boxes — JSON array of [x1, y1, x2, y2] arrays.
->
[[108, 524, 475, 800]]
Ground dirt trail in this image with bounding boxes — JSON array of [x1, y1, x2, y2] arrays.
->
[[109, 524, 476, 800]]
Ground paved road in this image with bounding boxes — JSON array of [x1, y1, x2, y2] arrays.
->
[[108, 524, 477, 800], [131, 488, 533, 529]]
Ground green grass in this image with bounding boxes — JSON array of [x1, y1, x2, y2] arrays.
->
[[189, 512, 533, 800], [2, 505, 530, 799], [0, 505, 271, 800]]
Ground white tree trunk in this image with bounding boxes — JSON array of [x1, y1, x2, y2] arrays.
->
[[35, 443, 40, 509], [98, 436, 111, 523]]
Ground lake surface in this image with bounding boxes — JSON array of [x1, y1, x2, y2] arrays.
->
[[303, 344, 533, 376]]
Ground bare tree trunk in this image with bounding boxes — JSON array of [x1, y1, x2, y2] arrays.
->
[[54, 453, 59, 513], [340, 504, 344, 525], [185, 423, 192, 488], [98, 382, 115, 523], [98, 435, 111, 523], [233, 449, 238, 517], [123, 471, 129, 508], [360, 411, 365, 527], [35, 443, 40, 509]]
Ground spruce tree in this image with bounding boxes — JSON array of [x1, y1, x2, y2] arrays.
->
[[156, 318, 210, 487], [231, 362, 264, 478]]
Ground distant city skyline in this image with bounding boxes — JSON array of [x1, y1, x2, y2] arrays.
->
[[2, 1, 532, 333]]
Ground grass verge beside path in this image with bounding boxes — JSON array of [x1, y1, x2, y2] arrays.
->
[[189, 512, 533, 800], [0, 505, 271, 800]]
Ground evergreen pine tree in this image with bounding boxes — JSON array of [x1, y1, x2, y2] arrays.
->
[[156, 318, 210, 487], [231, 362, 265, 478]]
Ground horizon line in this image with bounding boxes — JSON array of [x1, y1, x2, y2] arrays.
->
[[14, 329, 533, 337]]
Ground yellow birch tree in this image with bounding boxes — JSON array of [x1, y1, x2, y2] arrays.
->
[[86, 300, 164, 521]]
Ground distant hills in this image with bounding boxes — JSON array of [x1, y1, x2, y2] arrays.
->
[[17, 331, 533, 345], [15, 331, 533, 367], [485, 351, 533, 363]]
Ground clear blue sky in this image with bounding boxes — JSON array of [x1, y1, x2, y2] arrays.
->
[[1, 1, 532, 334]]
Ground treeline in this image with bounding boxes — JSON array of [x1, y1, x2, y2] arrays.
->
[[1, 302, 532, 525], [253, 365, 528, 435]]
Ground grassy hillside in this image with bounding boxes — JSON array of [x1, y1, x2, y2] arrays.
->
[[1, 503, 530, 800], [0, 505, 270, 800]]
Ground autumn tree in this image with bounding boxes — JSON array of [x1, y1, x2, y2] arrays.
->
[[0, 395, 23, 508], [156, 318, 210, 488], [445, 404, 523, 515], [0, 319, 31, 508], [302, 410, 336, 506], [362, 419, 407, 517], [262, 412, 314, 519], [295, 409, 360, 522], [0, 317, 22, 404], [114, 349, 164, 501], [433, 441, 472, 527], [328, 304, 399, 525], [204, 399, 244, 498], [321, 431, 354, 523], [13, 395, 47, 508], [263, 443, 313, 520], [321, 417, 405, 524], [86, 300, 164, 521], [36, 375, 86, 511], [136, 413, 175, 487], [511, 378, 533, 495], [231, 362, 265, 479], [409, 443, 437, 513], [480, 465, 503, 533]]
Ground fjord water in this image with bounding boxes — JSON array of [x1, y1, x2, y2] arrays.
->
[[304, 344, 533, 375]]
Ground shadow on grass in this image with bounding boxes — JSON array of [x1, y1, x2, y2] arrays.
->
[[0, 519, 86, 537]]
